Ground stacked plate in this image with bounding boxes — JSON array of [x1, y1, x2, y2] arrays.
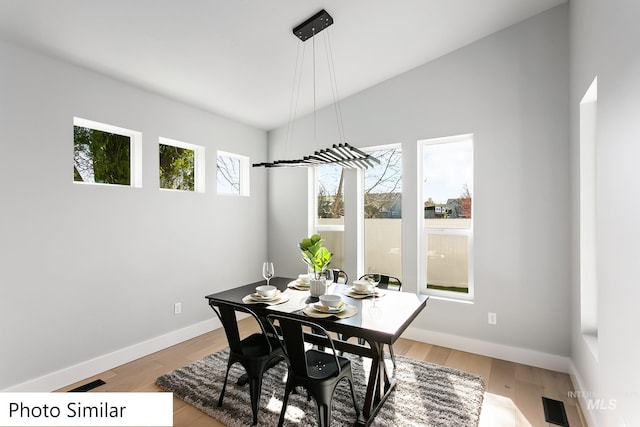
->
[[311, 302, 346, 314], [248, 289, 282, 302], [288, 278, 311, 291]]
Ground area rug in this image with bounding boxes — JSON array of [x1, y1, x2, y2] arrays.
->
[[156, 348, 484, 427]]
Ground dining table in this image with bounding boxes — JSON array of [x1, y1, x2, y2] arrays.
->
[[205, 276, 429, 427]]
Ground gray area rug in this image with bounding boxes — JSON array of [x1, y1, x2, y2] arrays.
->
[[156, 348, 484, 426]]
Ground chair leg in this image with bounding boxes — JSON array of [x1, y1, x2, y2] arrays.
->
[[347, 378, 360, 417], [248, 375, 263, 425], [218, 363, 232, 407], [316, 401, 331, 427], [277, 381, 295, 427]]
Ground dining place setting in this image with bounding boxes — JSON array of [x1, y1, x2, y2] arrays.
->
[[246, 235, 390, 322], [240, 262, 291, 305], [263, 267, 360, 319], [341, 276, 386, 299]]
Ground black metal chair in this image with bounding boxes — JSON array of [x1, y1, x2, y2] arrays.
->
[[267, 313, 359, 427], [345, 273, 403, 368], [331, 269, 349, 284], [358, 273, 402, 291], [209, 300, 285, 425]]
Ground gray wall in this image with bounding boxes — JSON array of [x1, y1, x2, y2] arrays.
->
[[0, 39, 268, 389], [570, 1, 640, 426], [269, 6, 570, 357]]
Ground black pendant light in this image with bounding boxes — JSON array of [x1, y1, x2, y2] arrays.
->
[[253, 9, 380, 169]]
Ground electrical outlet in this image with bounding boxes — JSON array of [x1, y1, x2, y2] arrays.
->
[[174, 302, 182, 315], [488, 312, 497, 325]]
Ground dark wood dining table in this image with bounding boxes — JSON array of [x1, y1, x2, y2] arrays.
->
[[205, 276, 428, 426]]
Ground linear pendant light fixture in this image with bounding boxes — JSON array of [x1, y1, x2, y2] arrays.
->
[[253, 9, 380, 169]]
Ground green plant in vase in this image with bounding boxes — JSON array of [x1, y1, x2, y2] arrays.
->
[[298, 233, 333, 279]]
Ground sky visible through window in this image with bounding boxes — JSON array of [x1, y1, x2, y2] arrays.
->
[[423, 139, 473, 204]]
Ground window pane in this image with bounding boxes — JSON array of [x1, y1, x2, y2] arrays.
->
[[315, 164, 344, 270], [74, 126, 130, 185], [159, 144, 194, 191], [321, 230, 345, 270], [423, 140, 472, 225], [317, 163, 344, 226], [364, 218, 402, 276], [421, 134, 473, 298], [217, 154, 241, 195], [364, 147, 402, 277], [426, 233, 469, 293]]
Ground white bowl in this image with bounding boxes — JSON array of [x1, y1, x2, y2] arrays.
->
[[297, 274, 311, 284], [256, 285, 277, 297], [319, 294, 342, 308], [352, 280, 371, 292]]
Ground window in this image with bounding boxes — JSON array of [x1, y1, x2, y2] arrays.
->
[[217, 151, 249, 196], [419, 134, 473, 300], [312, 163, 345, 269], [159, 137, 205, 192], [73, 117, 141, 187], [363, 145, 402, 278], [580, 77, 598, 358]]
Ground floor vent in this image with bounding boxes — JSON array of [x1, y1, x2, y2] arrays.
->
[[542, 396, 569, 426], [68, 379, 106, 392]]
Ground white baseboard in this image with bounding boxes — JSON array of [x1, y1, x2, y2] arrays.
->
[[402, 326, 571, 373], [2, 318, 222, 392], [568, 359, 598, 427], [4, 319, 572, 393]]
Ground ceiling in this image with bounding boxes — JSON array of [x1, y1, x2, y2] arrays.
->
[[0, 0, 566, 130]]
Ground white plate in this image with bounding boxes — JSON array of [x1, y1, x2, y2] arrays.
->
[[249, 290, 281, 301], [313, 303, 345, 313], [350, 288, 375, 295]]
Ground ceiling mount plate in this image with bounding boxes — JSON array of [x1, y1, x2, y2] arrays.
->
[[293, 9, 333, 41]]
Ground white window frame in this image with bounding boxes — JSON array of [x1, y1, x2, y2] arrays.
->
[[158, 137, 205, 193], [418, 134, 474, 302], [309, 165, 345, 235], [216, 150, 250, 196], [73, 117, 142, 188], [360, 143, 403, 279]]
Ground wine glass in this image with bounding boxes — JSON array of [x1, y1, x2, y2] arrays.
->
[[323, 269, 334, 294], [262, 262, 274, 286], [368, 274, 381, 303]]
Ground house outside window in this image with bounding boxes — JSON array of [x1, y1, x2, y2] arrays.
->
[[419, 134, 474, 300]]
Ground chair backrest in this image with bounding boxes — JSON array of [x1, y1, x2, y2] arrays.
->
[[210, 300, 274, 355], [267, 314, 342, 379], [358, 273, 402, 291], [331, 269, 349, 284]]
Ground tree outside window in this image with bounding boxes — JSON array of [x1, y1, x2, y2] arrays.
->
[[74, 126, 131, 185], [217, 151, 249, 196], [73, 117, 141, 187], [314, 163, 345, 269], [363, 147, 402, 278], [159, 144, 195, 191]]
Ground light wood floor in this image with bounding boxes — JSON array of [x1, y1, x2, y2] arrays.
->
[[59, 318, 586, 427]]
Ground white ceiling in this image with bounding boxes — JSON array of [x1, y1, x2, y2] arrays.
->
[[0, 0, 566, 130]]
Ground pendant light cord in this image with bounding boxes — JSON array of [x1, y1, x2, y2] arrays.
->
[[312, 28, 317, 147], [324, 28, 346, 143]]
